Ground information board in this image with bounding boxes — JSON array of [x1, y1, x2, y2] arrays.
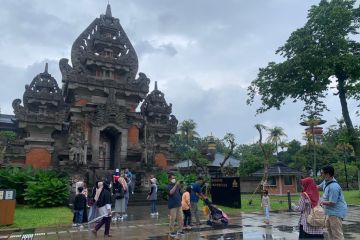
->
[[210, 177, 241, 208]]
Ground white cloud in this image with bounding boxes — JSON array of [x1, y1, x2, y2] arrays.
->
[[1, 0, 359, 146]]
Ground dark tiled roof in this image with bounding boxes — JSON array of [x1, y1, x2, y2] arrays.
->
[[174, 152, 240, 168], [0, 114, 17, 131], [0, 114, 16, 124], [252, 161, 303, 176]]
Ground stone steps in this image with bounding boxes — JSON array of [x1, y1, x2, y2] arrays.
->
[[127, 191, 167, 206]]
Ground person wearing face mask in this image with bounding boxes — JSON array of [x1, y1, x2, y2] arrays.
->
[[190, 176, 206, 226], [166, 174, 184, 238]]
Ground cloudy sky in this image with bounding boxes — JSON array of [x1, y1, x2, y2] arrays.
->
[[1, 0, 359, 144]]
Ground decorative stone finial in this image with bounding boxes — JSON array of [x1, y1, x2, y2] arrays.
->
[[155, 81, 158, 91], [105, 3, 112, 17], [44, 62, 48, 73]]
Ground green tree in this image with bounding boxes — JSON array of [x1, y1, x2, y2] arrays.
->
[[178, 119, 199, 147], [267, 126, 287, 158], [247, 0, 360, 160], [219, 133, 238, 169]]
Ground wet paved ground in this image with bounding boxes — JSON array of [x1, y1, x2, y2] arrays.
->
[[1, 205, 360, 239]]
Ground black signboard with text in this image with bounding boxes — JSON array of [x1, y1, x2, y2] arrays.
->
[[210, 177, 241, 208]]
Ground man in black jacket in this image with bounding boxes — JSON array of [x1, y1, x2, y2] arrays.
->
[[92, 181, 112, 237], [73, 186, 87, 227]]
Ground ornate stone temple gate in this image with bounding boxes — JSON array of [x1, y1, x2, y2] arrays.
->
[[5, 4, 178, 185]]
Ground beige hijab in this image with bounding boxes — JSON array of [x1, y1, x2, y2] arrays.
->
[[118, 177, 128, 191], [94, 181, 103, 202]]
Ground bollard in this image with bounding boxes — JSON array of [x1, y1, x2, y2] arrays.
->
[[287, 190, 292, 212]]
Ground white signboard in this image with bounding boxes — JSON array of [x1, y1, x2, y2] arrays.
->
[[5, 190, 14, 200]]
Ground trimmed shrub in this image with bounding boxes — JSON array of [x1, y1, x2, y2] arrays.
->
[[0, 166, 69, 207], [0, 166, 34, 203]]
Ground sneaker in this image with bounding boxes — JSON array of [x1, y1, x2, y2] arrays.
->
[[123, 214, 128, 218], [112, 217, 117, 222], [169, 232, 177, 238], [72, 223, 77, 227], [78, 224, 84, 229], [155, 212, 159, 216], [117, 216, 123, 221], [177, 231, 185, 235], [150, 213, 155, 216]]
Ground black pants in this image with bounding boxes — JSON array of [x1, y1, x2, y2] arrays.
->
[[183, 209, 191, 226], [299, 225, 324, 239], [95, 216, 111, 235]]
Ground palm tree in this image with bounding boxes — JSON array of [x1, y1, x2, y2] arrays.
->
[[178, 119, 199, 146], [267, 126, 287, 158]]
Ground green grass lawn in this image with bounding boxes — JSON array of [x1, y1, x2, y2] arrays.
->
[[200, 190, 360, 216], [0, 205, 73, 229]]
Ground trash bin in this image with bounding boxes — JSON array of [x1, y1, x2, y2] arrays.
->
[[0, 189, 16, 225]]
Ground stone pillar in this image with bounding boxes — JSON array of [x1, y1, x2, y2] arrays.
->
[[91, 126, 100, 165], [120, 129, 128, 165]]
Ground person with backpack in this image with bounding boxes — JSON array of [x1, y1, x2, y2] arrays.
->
[[293, 177, 324, 239], [92, 181, 112, 237], [319, 165, 347, 240], [113, 175, 127, 221], [190, 176, 206, 226], [73, 186, 88, 227]]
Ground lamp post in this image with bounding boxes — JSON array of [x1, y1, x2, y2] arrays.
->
[[300, 119, 326, 177]]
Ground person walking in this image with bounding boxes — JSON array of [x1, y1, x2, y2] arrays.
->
[[261, 190, 270, 225], [147, 177, 158, 216], [190, 176, 206, 226], [88, 181, 100, 222], [92, 181, 112, 238], [166, 174, 184, 238], [124, 176, 130, 218], [182, 186, 192, 230], [125, 168, 134, 194], [113, 176, 127, 221], [73, 186, 87, 227], [319, 165, 347, 240], [293, 177, 324, 239]]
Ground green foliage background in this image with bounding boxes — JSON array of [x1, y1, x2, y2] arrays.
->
[[0, 167, 69, 207]]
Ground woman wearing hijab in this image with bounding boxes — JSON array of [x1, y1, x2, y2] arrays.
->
[[113, 176, 128, 221], [92, 181, 112, 237], [293, 177, 324, 239], [88, 181, 101, 222]]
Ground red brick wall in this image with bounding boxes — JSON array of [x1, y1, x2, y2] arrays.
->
[[25, 148, 51, 169], [74, 98, 88, 107], [154, 153, 167, 169], [128, 126, 139, 145]]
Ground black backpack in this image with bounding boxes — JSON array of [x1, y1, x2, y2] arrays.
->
[[115, 183, 125, 199]]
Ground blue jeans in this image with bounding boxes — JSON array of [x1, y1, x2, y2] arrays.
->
[[150, 200, 157, 213], [264, 207, 269, 221], [75, 209, 84, 224]]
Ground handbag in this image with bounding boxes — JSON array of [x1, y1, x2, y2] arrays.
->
[[303, 192, 325, 227]]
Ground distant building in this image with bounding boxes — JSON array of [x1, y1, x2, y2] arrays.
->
[[252, 161, 303, 195]]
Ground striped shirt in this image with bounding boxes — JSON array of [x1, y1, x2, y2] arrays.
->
[[294, 194, 324, 235]]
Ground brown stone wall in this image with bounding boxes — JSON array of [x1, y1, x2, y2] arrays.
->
[[25, 148, 51, 169], [154, 153, 167, 169], [128, 126, 139, 145], [74, 98, 89, 107]]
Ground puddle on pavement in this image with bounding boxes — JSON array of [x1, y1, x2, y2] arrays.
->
[[274, 225, 297, 233]]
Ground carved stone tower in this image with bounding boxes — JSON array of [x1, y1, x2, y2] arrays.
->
[[140, 82, 178, 168], [59, 3, 150, 170], [12, 63, 67, 168]]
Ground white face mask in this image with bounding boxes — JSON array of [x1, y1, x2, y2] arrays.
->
[[171, 179, 176, 184]]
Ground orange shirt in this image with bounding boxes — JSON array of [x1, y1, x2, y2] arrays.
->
[[182, 191, 191, 210]]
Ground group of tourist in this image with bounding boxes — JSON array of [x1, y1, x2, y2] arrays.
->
[[72, 168, 135, 237], [72, 164, 348, 239], [165, 175, 207, 238], [262, 165, 347, 240]]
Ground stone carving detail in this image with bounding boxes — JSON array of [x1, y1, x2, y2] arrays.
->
[[71, 4, 138, 80], [12, 64, 67, 125], [59, 58, 74, 83], [129, 72, 150, 93], [88, 89, 126, 127], [68, 122, 87, 165]]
